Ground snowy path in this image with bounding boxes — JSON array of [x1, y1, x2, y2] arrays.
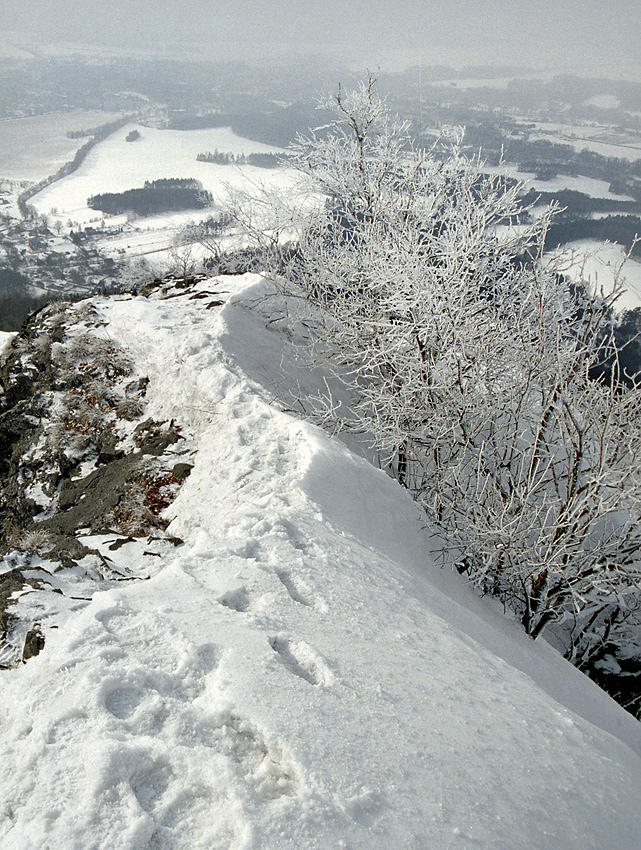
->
[[1, 276, 641, 849]]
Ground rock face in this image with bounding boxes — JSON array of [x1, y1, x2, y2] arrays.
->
[[0, 298, 187, 665], [21, 625, 45, 661], [0, 569, 29, 648]]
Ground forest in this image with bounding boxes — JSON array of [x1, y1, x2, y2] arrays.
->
[[521, 188, 641, 216], [87, 178, 212, 217], [544, 214, 641, 257]]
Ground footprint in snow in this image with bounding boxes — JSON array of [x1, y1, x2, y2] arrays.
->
[[149, 786, 242, 850], [274, 568, 328, 612], [269, 634, 335, 687], [105, 685, 145, 719], [130, 759, 173, 813], [162, 708, 301, 802], [97, 607, 220, 703], [219, 586, 251, 613]]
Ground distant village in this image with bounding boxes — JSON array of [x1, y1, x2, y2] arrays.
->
[[0, 185, 124, 300], [2, 52, 641, 331]]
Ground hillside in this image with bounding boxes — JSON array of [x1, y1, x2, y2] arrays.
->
[[1, 274, 641, 849]]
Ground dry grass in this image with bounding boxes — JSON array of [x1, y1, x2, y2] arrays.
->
[[107, 470, 181, 535]]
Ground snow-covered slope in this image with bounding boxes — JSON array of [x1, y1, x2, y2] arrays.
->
[[1, 275, 641, 850]]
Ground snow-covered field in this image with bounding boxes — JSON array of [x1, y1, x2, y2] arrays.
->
[[0, 38, 33, 61], [524, 122, 641, 161], [0, 111, 124, 182], [548, 240, 641, 313], [584, 94, 621, 110], [1, 275, 640, 849], [484, 163, 634, 200], [30, 124, 293, 229], [26, 124, 296, 267], [484, 168, 641, 312]]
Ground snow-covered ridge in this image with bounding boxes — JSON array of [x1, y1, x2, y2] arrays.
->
[[1, 274, 641, 849]]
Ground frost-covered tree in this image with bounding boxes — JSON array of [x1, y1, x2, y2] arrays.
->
[[237, 78, 641, 670]]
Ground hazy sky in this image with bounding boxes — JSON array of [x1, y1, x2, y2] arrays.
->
[[1, 0, 639, 72]]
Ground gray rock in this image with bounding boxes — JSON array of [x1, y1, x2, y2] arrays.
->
[[172, 462, 193, 482]]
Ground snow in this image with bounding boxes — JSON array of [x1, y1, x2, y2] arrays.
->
[[523, 122, 641, 161], [29, 124, 294, 228], [584, 94, 621, 110], [547, 241, 641, 313], [1, 275, 641, 849], [431, 76, 513, 90], [484, 163, 635, 200], [0, 111, 125, 182], [0, 44, 32, 61], [0, 331, 16, 360], [484, 165, 641, 312]]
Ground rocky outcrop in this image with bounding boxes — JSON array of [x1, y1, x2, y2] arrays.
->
[[0, 298, 189, 664]]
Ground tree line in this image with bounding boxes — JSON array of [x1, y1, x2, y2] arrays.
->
[[196, 150, 281, 168], [521, 188, 641, 216], [544, 214, 641, 257]]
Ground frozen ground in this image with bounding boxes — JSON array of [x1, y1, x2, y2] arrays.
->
[[0, 274, 640, 850]]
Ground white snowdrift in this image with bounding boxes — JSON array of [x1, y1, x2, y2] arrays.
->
[[1, 275, 641, 850]]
